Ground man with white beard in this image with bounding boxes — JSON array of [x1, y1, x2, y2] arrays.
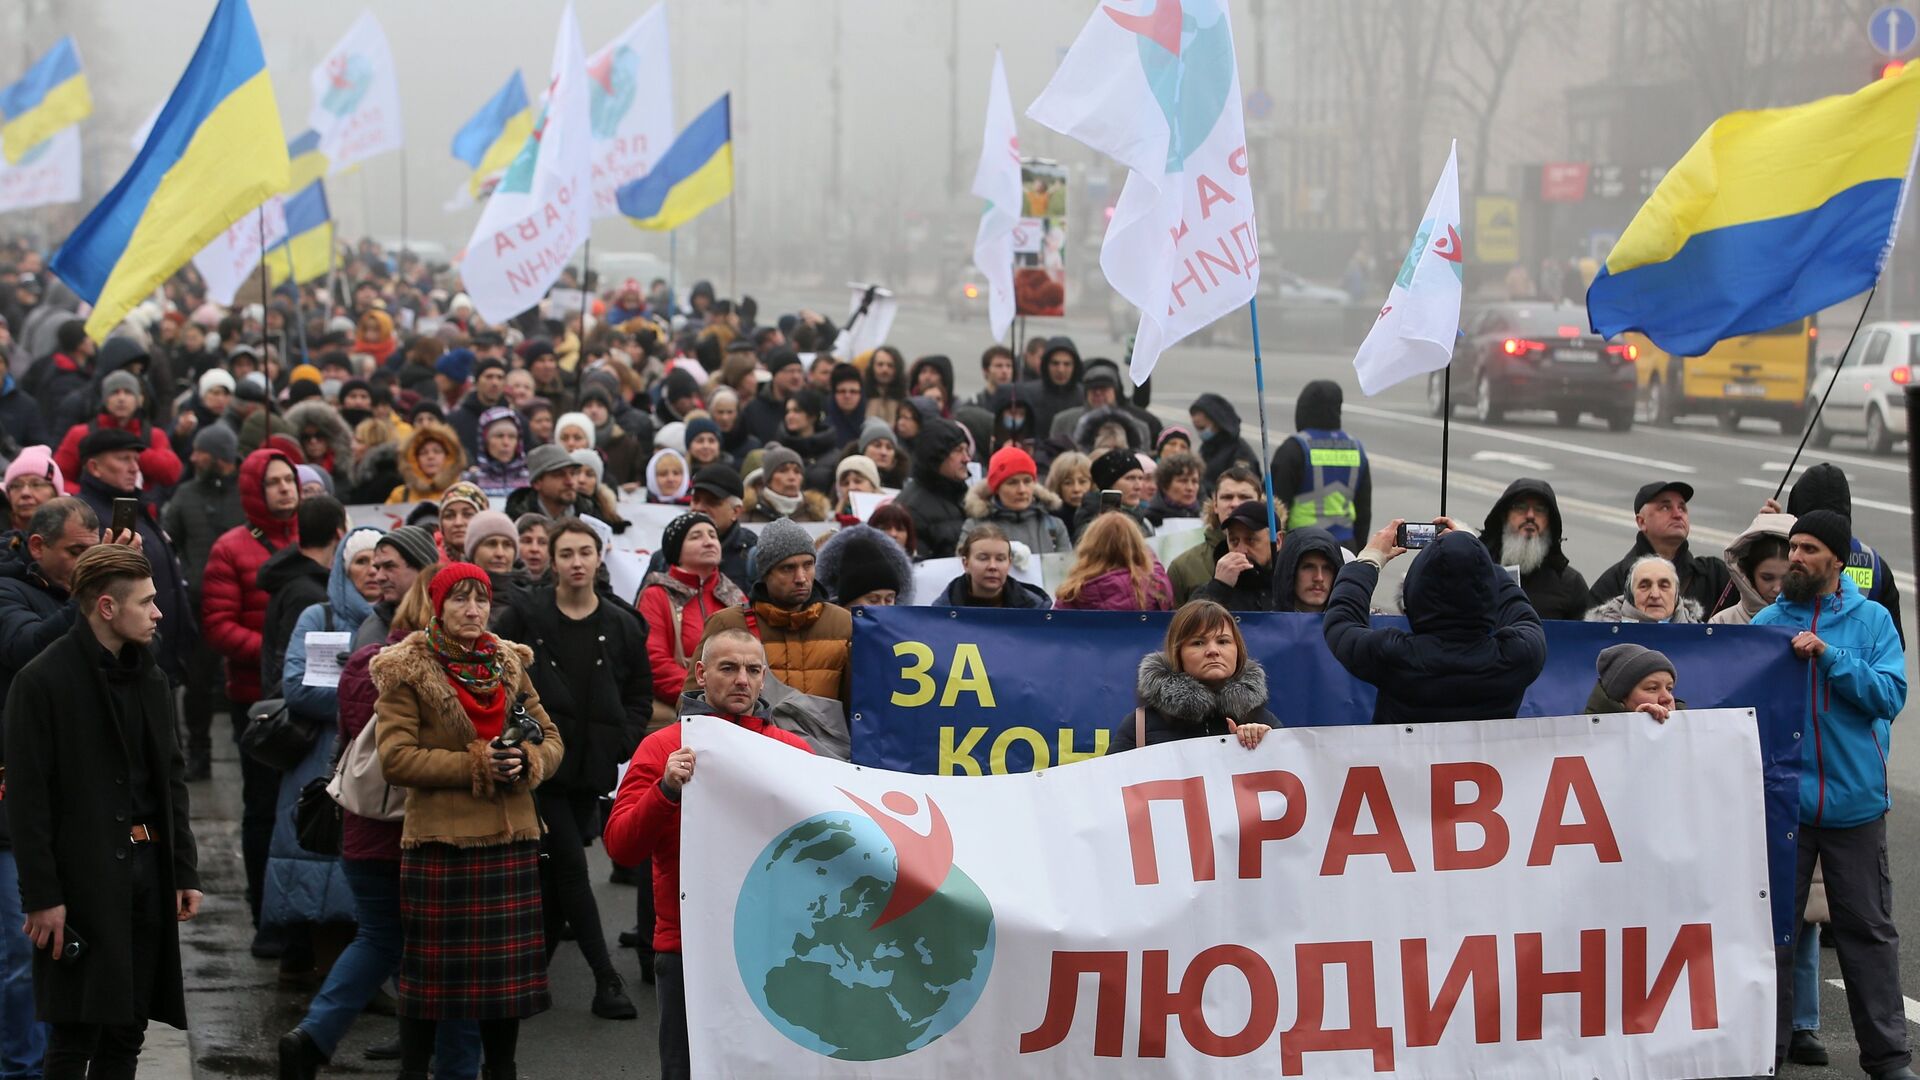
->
[[1478, 478, 1589, 620]]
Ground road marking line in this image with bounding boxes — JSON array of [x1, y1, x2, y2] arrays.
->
[[1336, 402, 1701, 474], [1826, 979, 1920, 1025], [1738, 477, 1912, 517]]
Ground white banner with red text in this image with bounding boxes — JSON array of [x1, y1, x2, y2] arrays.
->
[[680, 709, 1774, 1079]]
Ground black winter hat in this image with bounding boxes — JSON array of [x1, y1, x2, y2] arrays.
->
[[1790, 509, 1851, 561], [834, 532, 908, 604], [1091, 447, 1141, 491], [764, 347, 802, 375], [661, 511, 716, 566], [690, 463, 744, 501], [78, 426, 146, 462]]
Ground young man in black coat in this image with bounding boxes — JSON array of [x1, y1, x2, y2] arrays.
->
[[895, 419, 972, 560], [3, 545, 202, 1076], [494, 517, 650, 1020]]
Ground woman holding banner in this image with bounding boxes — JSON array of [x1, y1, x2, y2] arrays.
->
[[1111, 599, 1276, 752]]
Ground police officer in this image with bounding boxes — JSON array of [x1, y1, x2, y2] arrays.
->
[[1270, 379, 1371, 552]]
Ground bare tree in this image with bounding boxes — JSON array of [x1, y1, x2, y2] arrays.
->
[[1446, 0, 1577, 197]]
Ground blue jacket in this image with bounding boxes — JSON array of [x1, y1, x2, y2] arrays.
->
[[261, 528, 380, 928], [1322, 531, 1547, 726], [1754, 575, 1908, 828]]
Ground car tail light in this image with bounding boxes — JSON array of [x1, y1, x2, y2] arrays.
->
[[963, 284, 979, 299], [1894, 365, 1912, 385], [1557, 325, 1581, 337], [1502, 338, 1546, 356], [1606, 343, 1639, 361]]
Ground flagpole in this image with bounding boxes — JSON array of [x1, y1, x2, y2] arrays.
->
[[668, 230, 678, 319], [1776, 283, 1878, 500], [728, 190, 739, 300], [1440, 365, 1452, 518], [399, 152, 409, 273], [579, 234, 593, 333], [287, 243, 310, 365], [1248, 300, 1279, 538]]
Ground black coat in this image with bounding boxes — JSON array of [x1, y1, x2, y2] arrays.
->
[[2, 619, 198, 1028], [160, 468, 244, 605], [494, 588, 651, 793], [1189, 392, 1262, 488], [0, 374, 47, 450], [1478, 477, 1591, 621], [896, 420, 972, 560], [256, 546, 330, 700], [939, 574, 1052, 609], [1111, 652, 1279, 752], [0, 541, 75, 848], [1586, 533, 1732, 616], [1322, 531, 1547, 726], [1193, 538, 1282, 611]]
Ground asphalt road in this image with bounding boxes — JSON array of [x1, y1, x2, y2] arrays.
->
[[172, 288, 1914, 1078]]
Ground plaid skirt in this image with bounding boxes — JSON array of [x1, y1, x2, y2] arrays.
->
[[398, 840, 551, 1020]]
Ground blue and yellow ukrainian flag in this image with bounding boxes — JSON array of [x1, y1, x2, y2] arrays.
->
[[1, 37, 93, 165], [617, 93, 732, 231], [1588, 67, 1920, 356], [451, 71, 532, 200], [265, 131, 333, 288], [50, 0, 288, 340]]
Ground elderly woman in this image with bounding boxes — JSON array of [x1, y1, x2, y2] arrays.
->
[[1111, 599, 1277, 752], [1584, 643, 1680, 722], [1585, 555, 1702, 623], [372, 564, 564, 1080]]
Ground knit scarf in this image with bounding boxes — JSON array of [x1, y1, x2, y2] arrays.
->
[[760, 487, 801, 517], [426, 617, 505, 699]]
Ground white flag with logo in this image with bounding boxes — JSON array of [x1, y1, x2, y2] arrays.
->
[[971, 50, 1021, 343], [193, 197, 289, 306], [1027, 0, 1259, 383], [309, 10, 405, 173], [585, 4, 674, 220], [0, 127, 80, 214], [459, 3, 594, 323], [1354, 141, 1465, 395]]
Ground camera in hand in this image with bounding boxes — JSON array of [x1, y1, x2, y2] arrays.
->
[[1397, 522, 1440, 549], [494, 692, 545, 750]]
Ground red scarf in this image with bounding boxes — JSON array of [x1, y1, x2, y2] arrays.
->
[[452, 681, 506, 742]]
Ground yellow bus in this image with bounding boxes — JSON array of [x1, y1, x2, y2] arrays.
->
[[1626, 316, 1817, 432]]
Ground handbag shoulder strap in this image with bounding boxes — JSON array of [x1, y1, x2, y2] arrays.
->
[[1134, 706, 1147, 750]]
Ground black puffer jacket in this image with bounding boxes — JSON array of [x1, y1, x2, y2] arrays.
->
[[1190, 392, 1261, 487], [1323, 530, 1547, 725], [1193, 537, 1281, 611], [0, 538, 77, 849], [1019, 336, 1084, 436], [938, 573, 1052, 609], [894, 419, 971, 559], [1478, 477, 1589, 621], [1111, 653, 1279, 752]]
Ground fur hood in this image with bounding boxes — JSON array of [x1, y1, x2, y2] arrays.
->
[[962, 479, 1061, 520], [1136, 651, 1269, 724], [352, 439, 400, 486], [1584, 594, 1704, 625], [1072, 404, 1149, 452], [285, 400, 354, 467], [397, 423, 466, 494]]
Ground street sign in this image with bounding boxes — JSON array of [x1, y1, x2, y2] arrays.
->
[[1539, 162, 1590, 202], [1474, 196, 1519, 263], [1587, 164, 1627, 199], [1870, 5, 1917, 57]]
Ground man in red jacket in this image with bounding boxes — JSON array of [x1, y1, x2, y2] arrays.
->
[[197, 447, 299, 941], [604, 629, 810, 1080]]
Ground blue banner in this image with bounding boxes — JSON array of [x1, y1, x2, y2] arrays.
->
[[849, 607, 1809, 942]]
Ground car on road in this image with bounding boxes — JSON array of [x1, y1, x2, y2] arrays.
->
[[1626, 316, 1816, 433], [1808, 319, 1913, 454], [1428, 302, 1637, 430]]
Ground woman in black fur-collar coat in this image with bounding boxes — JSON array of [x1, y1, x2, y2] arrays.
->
[[1111, 599, 1279, 752]]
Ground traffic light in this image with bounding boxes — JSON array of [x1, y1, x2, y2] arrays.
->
[[1880, 59, 1907, 80]]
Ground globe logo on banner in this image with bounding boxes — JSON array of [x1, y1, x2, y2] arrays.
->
[[587, 45, 640, 140], [1104, 0, 1235, 171], [733, 790, 995, 1060], [1396, 220, 1466, 288], [319, 54, 373, 118]]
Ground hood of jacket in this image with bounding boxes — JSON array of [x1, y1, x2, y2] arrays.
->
[[1584, 593, 1704, 624], [816, 523, 916, 605], [256, 541, 329, 598], [1071, 404, 1149, 451], [1787, 462, 1851, 518], [910, 418, 970, 486], [352, 440, 399, 486], [907, 355, 955, 399], [1403, 530, 1501, 636], [1136, 651, 1269, 724], [962, 479, 1061, 520], [239, 447, 298, 538], [1040, 336, 1083, 390], [326, 526, 381, 628], [399, 424, 465, 493], [1294, 379, 1344, 431], [93, 336, 149, 384], [1720, 511, 1796, 618], [1190, 392, 1243, 441], [1479, 477, 1570, 570], [285, 400, 354, 466], [1273, 526, 1343, 613]]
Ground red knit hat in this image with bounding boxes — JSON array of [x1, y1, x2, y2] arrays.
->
[[987, 445, 1037, 493], [429, 562, 491, 615]]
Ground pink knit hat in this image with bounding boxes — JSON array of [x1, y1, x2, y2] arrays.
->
[[4, 446, 63, 491]]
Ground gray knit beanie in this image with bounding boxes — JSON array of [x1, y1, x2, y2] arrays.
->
[[750, 518, 816, 583], [1595, 643, 1676, 703]]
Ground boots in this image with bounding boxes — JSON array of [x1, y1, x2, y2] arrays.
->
[[592, 971, 638, 1019], [276, 1028, 326, 1080]]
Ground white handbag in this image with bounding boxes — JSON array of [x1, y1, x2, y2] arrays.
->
[[327, 718, 406, 822]]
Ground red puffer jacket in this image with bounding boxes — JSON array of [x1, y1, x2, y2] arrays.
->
[[53, 413, 183, 494], [200, 448, 298, 703]]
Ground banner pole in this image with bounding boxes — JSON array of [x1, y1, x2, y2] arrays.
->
[[1249, 299, 1280, 538], [399, 153, 409, 272], [1440, 364, 1452, 518], [1776, 283, 1877, 501], [287, 241, 310, 365], [728, 191, 739, 300], [579, 234, 592, 334], [668, 229, 677, 320], [255, 210, 276, 358]]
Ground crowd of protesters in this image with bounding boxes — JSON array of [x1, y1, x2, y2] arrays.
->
[[0, 235, 1908, 1080]]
